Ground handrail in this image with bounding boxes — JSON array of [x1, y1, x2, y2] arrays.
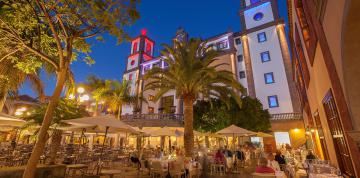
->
[[270, 113, 302, 121], [121, 113, 184, 121]]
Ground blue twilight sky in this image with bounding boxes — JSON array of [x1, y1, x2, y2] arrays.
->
[[20, 0, 289, 97]]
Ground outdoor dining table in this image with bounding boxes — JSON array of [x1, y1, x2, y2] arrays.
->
[[309, 173, 342, 178]]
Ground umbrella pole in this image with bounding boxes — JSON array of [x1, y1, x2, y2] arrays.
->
[[97, 126, 109, 175], [233, 133, 235, 151]]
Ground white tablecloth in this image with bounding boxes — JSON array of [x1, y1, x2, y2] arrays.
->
[[309, 173, 342, 178]]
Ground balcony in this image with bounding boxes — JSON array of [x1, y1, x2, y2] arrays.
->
[[121, 113, 184, 121], [270, 113, 302, 121], [121, 113, 184, 127]]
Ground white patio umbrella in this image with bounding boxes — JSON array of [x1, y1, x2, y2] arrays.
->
[[0, 113, 25, 127], [143, 127, 183, 151], [256, 132, 273, 138], [216, 124, 256, 149]]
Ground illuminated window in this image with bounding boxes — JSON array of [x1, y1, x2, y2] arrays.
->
[[268, 95, 279, 108], [239, 71, 246, 79], [148, 95, 154, 101], [253, 12, 264, 21], [260, 51, 271, 62], [148, 107, 154, 113], [264, 72, 275, 84], [235, 38, 241, 45], [217, 41, 228, 50], [274, 132, 291, 147], [146, 43, 152, 54], [132, 42, 138, 53], [237, 55, 243, 62], [257, 32, 267, 43], [153, 62, 161, 68], [130, 60, 135, 66]]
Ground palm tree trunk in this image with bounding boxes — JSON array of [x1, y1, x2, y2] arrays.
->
[[22, 69, 67, 178], [183, 97, 194, 157], [117, 105, 122, 119], [94, 100, 99, 116], [49, 129, 62, 164], [0, 87, 8, 112]]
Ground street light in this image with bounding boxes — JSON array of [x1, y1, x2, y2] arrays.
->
[[77, 87, 85, 94]]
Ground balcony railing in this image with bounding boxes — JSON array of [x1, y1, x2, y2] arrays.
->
[[121, 113, 184, 121], [270, 113, 302, 121]]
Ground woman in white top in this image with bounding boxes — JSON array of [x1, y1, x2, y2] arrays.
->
[[267, 154, 280, 171]]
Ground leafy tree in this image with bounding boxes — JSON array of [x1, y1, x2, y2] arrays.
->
[[144, 38, 244, 157], [106, 80, 137, 119], [194, 97, 271, 132], [23, 99, 88, 164], [0, 1, 139, 177]]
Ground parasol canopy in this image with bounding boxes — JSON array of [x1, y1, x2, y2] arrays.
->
[[143, 126, 183, 137], [63, 115, 136, 133], [0, 112, 25, 127], [216, 124, 256, 136], [256, 132, 273, 137]]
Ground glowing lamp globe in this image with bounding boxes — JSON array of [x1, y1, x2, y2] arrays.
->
[[141, 28, 147, 36]]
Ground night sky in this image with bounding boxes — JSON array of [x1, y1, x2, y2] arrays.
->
[[20, 0, 289, 97]]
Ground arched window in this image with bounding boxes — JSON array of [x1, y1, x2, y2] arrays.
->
[[132, 42, 138, 53], [146, 43, 152, 55], [130, 60, 135, 66]]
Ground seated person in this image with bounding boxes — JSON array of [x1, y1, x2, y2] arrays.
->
[[214, 149, 225, 164], [306, 150, 316, 159], [267, 154, 280, 171], [274, 150, 286, 165], [255, 157, 275, 174]]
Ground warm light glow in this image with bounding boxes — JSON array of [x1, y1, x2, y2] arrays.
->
[[293, 128, 300, 132], [19, 107, 27, 111], [68, 94, 75, 99], [80, 94, 89, 102], [311, 129, 315, 133], [77, 87, 85, 94], [26, 112, 31, 116], [15, 111, 23, 116]]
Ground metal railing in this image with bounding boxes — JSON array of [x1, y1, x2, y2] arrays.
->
[[270, 113, 302, 121], [121, 113, 184, 121]]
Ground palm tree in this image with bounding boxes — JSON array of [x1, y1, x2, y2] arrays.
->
[[23, 99, 88, 164], [106, 80, 137, 119], [144, 38, 244, 157], [85, 75, 111, 116], [0, 60, 44, 111]]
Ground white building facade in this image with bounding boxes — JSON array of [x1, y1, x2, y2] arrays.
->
[[121, 0, 300, 119]]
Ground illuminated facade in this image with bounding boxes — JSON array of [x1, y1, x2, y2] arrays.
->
[[122, 0, 303, 148], [287, 0, 360, 176]]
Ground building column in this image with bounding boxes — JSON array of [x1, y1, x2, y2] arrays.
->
[[276, 24, 301, 113], [241, 35, 256, 98]]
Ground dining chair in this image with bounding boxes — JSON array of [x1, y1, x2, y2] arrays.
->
[[150, 161, 167, 178]]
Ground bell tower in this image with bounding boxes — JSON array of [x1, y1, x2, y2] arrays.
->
[[123, 29, 155, 95]]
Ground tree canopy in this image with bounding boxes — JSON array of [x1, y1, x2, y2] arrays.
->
[[194, 96, 271, 132]]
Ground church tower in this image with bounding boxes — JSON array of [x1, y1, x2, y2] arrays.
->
[[122, 29, 155, 114], [122, 29, 154, 95]]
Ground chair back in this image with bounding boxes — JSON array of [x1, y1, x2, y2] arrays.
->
[[151, 161, 163, 171], [251, 173, 276, 178]]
